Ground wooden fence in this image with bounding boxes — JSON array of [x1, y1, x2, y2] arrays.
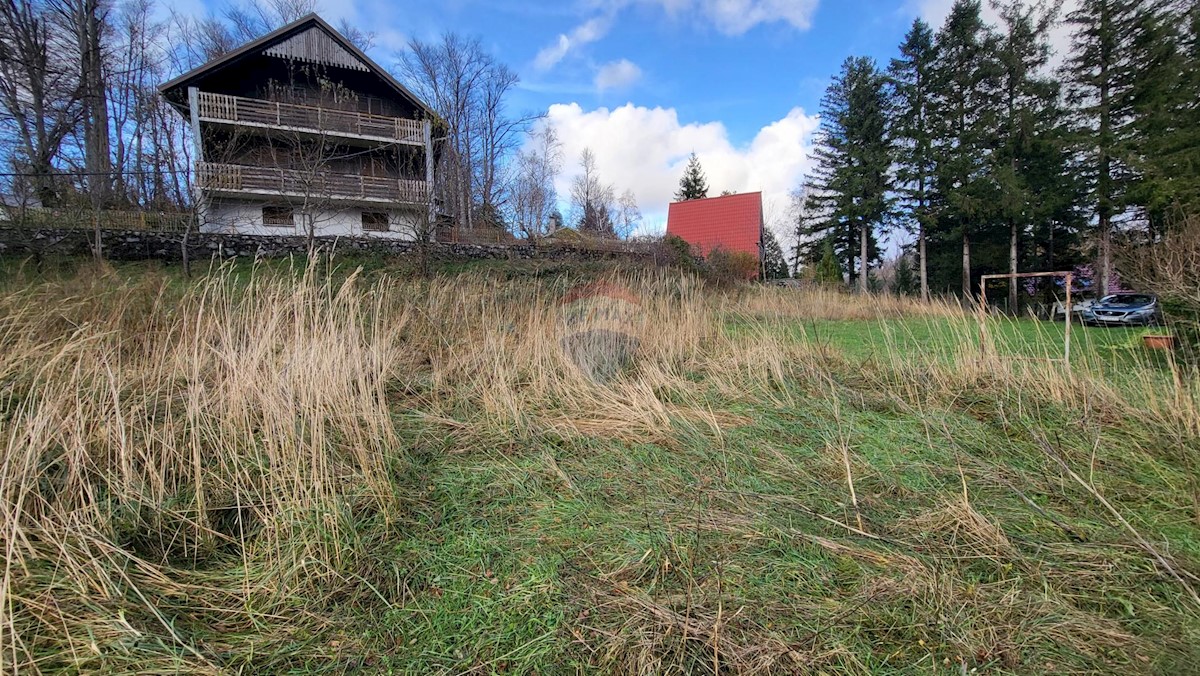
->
[[0, 207, 193, 232]]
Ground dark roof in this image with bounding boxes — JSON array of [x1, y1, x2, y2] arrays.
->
[[666, 192, 763, 259], [159, 13, 433, 118]]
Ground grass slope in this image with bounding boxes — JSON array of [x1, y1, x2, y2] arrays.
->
[[0, 258, 1196, 674]]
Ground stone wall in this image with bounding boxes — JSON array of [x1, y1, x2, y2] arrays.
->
[[0, 228, 653, 265]]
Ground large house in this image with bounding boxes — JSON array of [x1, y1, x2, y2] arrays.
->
[[160, 14, 436, 239], [666, 191, 764, 273]]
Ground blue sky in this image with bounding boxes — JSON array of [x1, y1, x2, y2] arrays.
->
[[189, 0, 1075, 241]]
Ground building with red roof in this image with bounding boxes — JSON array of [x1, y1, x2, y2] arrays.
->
[[666, 192, 764, 276]]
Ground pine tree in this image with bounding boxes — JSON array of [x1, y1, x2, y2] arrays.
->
[[888, 18, 937, 302], [1129, 1, 1198, 227], [893, 253, 917, 296], [993, 0, 1061, 312], [762, 228, 789, 279], [815, 239, 843, 285], [675, 152, 709, 201], [929, 0, 1002, 301], [1063, 0, 1149, 296], [800, 56, 892, 293]]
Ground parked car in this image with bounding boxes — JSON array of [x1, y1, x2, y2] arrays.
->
[[1050, 296, 1094, 321], [1081, 293, 1162, 326]]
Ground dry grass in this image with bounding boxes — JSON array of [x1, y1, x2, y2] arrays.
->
[[0, 258, 1197, 673]]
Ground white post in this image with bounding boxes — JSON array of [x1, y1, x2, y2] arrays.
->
[[188, 86, 208, 231], [423, 119, 435, 234]]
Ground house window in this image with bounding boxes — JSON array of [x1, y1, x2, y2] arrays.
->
[[362, 211, 389, 232], [262, 206, 294, 227]]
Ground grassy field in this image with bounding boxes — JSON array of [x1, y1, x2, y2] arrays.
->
[[0, 257, 1197, 674]]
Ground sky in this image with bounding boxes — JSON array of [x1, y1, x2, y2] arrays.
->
[[193, 0, 1080, 244]]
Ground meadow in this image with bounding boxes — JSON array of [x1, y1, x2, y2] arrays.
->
[[0, 257, 1196, 674]]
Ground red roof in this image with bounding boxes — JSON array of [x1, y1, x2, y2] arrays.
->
[[666, 192, 763, 261]]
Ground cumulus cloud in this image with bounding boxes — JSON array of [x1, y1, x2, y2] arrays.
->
[[542, 103, 819, 236], [594, 59, 643, 91]]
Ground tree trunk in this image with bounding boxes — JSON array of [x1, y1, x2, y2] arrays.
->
[[1009, 218, 1019, 314], [962, 232, 972, 302], [859, 220, 869, 293], [918, 185, 929, 301]]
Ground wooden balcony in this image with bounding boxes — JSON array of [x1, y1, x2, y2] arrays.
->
[[197, 162, 428, 205], [197, 91, 426, 145]]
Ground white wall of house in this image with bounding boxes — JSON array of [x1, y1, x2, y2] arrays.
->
[[201, 198, 423, 240]]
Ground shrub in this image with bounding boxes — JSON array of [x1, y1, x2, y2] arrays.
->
[[704, 247, 759, 284], [652, 234, 702, 275], [1119, 216, 1200, 363]]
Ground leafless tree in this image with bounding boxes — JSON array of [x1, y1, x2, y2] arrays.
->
[[614, 188, 640, 239], [569, 147, 616, 237], [507, 125, 561, 240], [398, 33, 535, 231], [0, 0, 83, 205]]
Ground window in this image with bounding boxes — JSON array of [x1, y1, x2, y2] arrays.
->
[[262, 206, 294, 227], [362, 211, 389, 232]]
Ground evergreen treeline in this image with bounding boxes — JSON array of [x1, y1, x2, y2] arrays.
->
[[795, 0, 1200, 303]]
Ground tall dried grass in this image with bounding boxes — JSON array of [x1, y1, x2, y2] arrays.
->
[[0, 261, 1195, 672]]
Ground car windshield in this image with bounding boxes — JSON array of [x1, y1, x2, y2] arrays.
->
[[1100, 294, 1154, 306]]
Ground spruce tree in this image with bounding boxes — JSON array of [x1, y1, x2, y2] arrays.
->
[[675, 152, 709, 201], [762, 228, 790, 279], [929, 0, 1002, 301], [1063, 0, 1147, 295], [800, 56, 892, 293], [815, 239, 843, 286], [889, 18, 938, 302], [993, 0, 1061, 311], [1129, 1, 1197, 227]]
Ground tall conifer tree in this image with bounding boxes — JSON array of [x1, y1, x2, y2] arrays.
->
[[889, 18, 938, 301], [675, 152, 709, 201], [800, 56, 892, 292], [993, 0, 1061, 311], [1063, 0, 1146, 295], [929, 0, 1002, 301]]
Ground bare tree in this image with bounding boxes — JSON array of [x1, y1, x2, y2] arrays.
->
[[0, 0, 83, 205], [398, 33, 534, 231], [615, 188, 640, 239], [569, 147, 615, 237], [507, 125, 561, 240]]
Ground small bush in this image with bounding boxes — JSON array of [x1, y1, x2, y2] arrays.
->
[[651, 234, 702, 275], [704, 247, 759, 284], [1119, 216, 1200, 363]]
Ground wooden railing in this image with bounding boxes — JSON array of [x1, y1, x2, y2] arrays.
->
[[0, 207, 192, 232], [197, 163, 429, 205], [197, 91, 425, 144]]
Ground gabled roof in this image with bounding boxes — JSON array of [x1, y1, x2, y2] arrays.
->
[[666, 192, 763, 259], [159, 13, 433, 118]]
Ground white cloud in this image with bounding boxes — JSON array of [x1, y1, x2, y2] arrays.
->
[[543, 103, 819, 236], [535, 0, 819, 71], [534, 15, 615, 69], [594, 59, 643, 91], [680, 0, 820, 34], [913, 0, 1080, 65]]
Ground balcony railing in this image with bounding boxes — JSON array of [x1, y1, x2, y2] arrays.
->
[[197, 162, 428, 205], [197, 91, 425, 145]]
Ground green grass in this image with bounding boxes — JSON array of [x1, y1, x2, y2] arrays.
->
[[3, 257, 1197, 674]]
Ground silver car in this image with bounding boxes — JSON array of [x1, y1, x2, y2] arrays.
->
[[1081, 293, 1162, 327]]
